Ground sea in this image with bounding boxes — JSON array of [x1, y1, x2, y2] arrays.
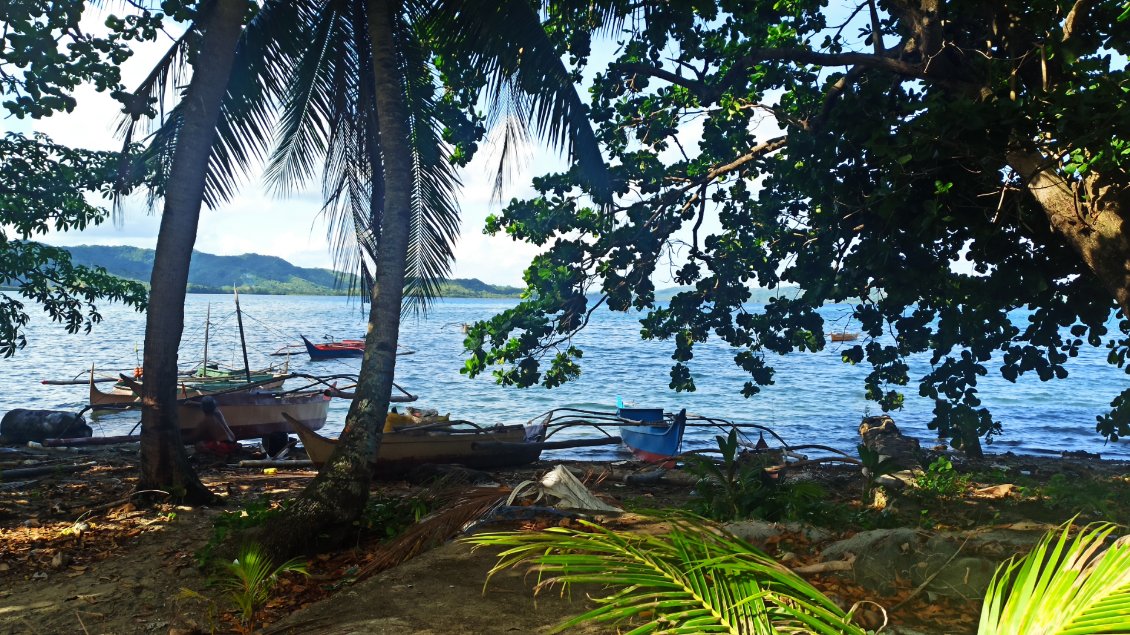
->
[[4, 294, 1129, 461]]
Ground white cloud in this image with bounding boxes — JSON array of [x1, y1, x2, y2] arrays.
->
[[11, 8, 588, 287]]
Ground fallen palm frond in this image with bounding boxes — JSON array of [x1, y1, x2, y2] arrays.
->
[[979, 520, 1130, 635], [355, 486, 511, 580], [465, 518, 868, 634]]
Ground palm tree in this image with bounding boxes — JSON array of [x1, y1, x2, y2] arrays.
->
[[246, 0, 612, 557], [117, 0, 610, 520], [118, 0, 311, 501], [128, 0, 252, 503]]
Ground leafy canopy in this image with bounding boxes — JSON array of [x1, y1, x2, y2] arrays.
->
[[463, 0, 1130, 452], [0, 134, 148, 357], [0, 1, 160, 355]]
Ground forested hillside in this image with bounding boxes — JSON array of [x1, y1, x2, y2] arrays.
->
[[63, 245, 523, 297]]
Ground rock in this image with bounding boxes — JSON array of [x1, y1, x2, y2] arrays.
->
[[1, 410, 91, 444], [724, 520, 782, 544], [820, 526, 1048, 598]]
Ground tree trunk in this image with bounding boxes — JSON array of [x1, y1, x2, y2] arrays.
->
[[137, 0, 247, 505], [258, 0, 413, 559], [1007, 149, 1130, 317]]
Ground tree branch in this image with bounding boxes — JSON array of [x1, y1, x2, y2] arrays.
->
[[1062, 0, 1095, 44]]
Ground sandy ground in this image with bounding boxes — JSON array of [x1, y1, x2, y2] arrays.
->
[[2, 443, 1128, 635]]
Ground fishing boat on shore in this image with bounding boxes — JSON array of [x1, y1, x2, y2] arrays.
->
[[287, 413, 547, 476], [85, 365, 289, 407], [89, 376, 330, 443], [616, 403, 686, 467]]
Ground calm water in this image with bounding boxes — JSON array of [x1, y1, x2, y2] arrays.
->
[[5, 294, 1129, 460]]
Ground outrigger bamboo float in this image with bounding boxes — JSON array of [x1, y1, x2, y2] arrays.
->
[[286, 413, 548, 476]]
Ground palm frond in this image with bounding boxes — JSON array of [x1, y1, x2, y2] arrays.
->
[[263, 0, 347, 195], [199, 0, 308, 208], [116, 0, 310, 210], [464, 519, 866, 634], [357, 487, 510, 580], [399, 10, 460, 315], [428, 0, 612, 202], [979, 520, 1130, 635]]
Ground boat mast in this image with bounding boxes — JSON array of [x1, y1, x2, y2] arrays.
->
[[234, 290, 252, 383], [202, 302, 211, 376]]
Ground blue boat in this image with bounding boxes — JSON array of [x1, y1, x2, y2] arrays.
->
[[617, 399, 687, 466]]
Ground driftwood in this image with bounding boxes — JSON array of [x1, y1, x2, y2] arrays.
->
[[0, 462, 93, 481], [793, 554, 856, 574], [237, 459, 315, 468], [859, 415, 921, 469]]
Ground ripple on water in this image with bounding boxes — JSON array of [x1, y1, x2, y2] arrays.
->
[[3, 296, 1129, 460]]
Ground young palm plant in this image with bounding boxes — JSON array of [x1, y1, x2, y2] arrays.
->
[[467, 519, 868, 634], [220, 543, 308, 630], [978, 520, 1130, 635], [471, 517, 1130, 634]]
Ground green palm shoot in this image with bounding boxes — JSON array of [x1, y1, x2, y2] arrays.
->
[[469, 518, 1130, 634], [467, 519, 867, 634], [220, 544, 308, 627], [979, 521, 1130, 634]]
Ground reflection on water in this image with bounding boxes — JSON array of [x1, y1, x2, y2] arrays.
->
[[4, 294, 1128, 460]]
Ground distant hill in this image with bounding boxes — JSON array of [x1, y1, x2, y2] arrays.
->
[[653, 285, 805, 303], [63, 245, 524, 298]]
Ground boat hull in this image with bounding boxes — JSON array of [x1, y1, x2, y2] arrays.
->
[[180, 391, 330, 443], [302, 335, 365, 360], [88, 370, 287, 407], [290, 417, 545, 476], [618, 408, 685, 468], [90, 380, 329, 442]]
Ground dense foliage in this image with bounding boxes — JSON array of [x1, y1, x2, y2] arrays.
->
[[0, 134, 148, 356], [465, 0, 1130, 453], [0, 1, 157, 356]]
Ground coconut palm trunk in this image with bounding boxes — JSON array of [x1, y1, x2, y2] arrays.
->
[[257, 0, 412, 556], [137, 0, 248, 503]]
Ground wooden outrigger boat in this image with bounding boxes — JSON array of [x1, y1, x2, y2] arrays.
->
[[87, 365, 289, 407], [617, 405, 686, 468], [287, 413, 547, 476], [90, 377, 330, 443], [300, 335, 366, 360], [86, 297, 289, 407]]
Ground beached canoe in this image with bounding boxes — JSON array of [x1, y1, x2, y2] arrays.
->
[[287, 414, 546, 476], [90, 378, 330, 443], [617, 406, 687, 467]]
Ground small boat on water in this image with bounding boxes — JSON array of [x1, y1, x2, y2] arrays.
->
[[301, 335, 366, 360], [287, 413, 547, 476], [89, 376, 330, 443], [829, 331, 860, 342]]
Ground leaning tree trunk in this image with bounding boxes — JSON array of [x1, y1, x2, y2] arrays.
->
[[1007, 149, 1130, 318], [137, 0, 247, 504], [258, 0, 413, 559]]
